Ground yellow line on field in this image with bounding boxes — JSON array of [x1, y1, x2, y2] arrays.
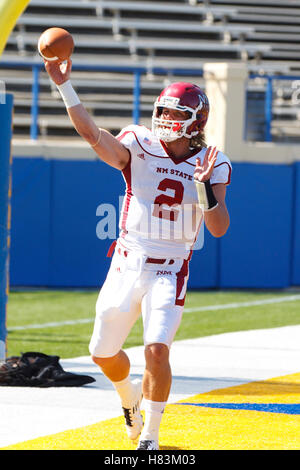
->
[[2, 372, 300, 451]]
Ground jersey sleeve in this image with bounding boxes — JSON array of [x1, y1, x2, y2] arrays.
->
[[116, 124, 139, 153], [210, 151, 232, 186]]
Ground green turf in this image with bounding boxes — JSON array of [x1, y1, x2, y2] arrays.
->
[[5, 289, 300, 358]]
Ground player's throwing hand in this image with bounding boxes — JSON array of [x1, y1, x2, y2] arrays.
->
[[44, 58, 72, 86], [194, 146, 218, 182]]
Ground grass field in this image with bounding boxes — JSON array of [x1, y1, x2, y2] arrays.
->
[[5, 289, 300, 359]]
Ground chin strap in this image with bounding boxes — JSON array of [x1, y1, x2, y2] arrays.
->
[[194, 179, 218, 211]]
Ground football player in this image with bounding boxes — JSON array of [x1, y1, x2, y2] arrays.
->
[[44, 58, 231, 451]]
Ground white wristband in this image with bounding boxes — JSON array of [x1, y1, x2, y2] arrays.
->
[[56, 80, 81, 108]]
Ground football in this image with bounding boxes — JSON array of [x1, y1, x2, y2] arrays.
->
[[38, 27, 74, 61]]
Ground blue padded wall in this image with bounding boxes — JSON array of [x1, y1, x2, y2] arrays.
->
[[188, 228, 218, 288], [219, 163, 294, 288], [9, 158, 300, 289], [49, 159, 123, 287], [10, 158, 51, 286], [292, 162, 300, 285]]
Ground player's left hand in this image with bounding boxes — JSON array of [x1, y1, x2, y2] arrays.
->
[[194, 146, 218, 182]]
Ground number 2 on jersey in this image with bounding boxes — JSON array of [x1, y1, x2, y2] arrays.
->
[[152, 178, 184, 221]]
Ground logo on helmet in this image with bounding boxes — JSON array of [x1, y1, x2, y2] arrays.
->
[[160, 96, 180, 107]]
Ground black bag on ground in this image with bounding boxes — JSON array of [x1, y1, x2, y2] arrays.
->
[[0, 352, 95, 387]]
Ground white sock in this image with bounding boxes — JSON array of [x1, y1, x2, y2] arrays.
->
[[140, 399, 167, 443], [112, 375, 135, 408]]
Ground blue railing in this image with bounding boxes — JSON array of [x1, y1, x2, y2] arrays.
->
[[1, 60, 299, 142], [249, 74, 300, 142], [0, 61, 204, 140]]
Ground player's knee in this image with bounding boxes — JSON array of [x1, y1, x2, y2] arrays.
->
[[91, 353, 116, 368], [144, 343, 169, 368], [89, 337, 121, 362], [91, 354, 102, 366]]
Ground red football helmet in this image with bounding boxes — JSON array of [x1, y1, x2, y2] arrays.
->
[[152, 82, 209, 142]]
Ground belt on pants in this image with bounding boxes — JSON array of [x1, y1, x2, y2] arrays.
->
[[117, 247, 175, 265], [146, 257, 175, 265]]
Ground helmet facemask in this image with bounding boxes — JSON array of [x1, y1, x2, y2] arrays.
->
[[152, 95, 203, 143]]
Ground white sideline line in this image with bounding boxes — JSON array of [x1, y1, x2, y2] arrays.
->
[[8, 294, 300, 332], [184, 294, 300, 313], [9, 318, 93, 331]]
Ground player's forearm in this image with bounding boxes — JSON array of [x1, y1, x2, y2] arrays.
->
[[194, 179, 229, 237], [55, 80, 99, 144], [56, 80, 129, 169], [66, 102, 100, 145], [204, 203, 230, 237]]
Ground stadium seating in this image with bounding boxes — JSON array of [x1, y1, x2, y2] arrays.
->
[[0, 0, 299, 141]]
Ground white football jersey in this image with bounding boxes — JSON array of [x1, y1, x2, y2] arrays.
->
[[117, 124, 231, 259]]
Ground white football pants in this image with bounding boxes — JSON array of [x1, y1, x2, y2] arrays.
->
[[89, 244, 189, 358]]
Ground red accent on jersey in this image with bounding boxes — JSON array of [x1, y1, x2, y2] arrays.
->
[[106, 240, 117, 258], [211, 162, 232, 186], [159, 140, 200, 165], [175, 259, 189, 306], [118, 130, 168, 159], [118, 129, 199, 165], [120, 154, 133, 231]]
